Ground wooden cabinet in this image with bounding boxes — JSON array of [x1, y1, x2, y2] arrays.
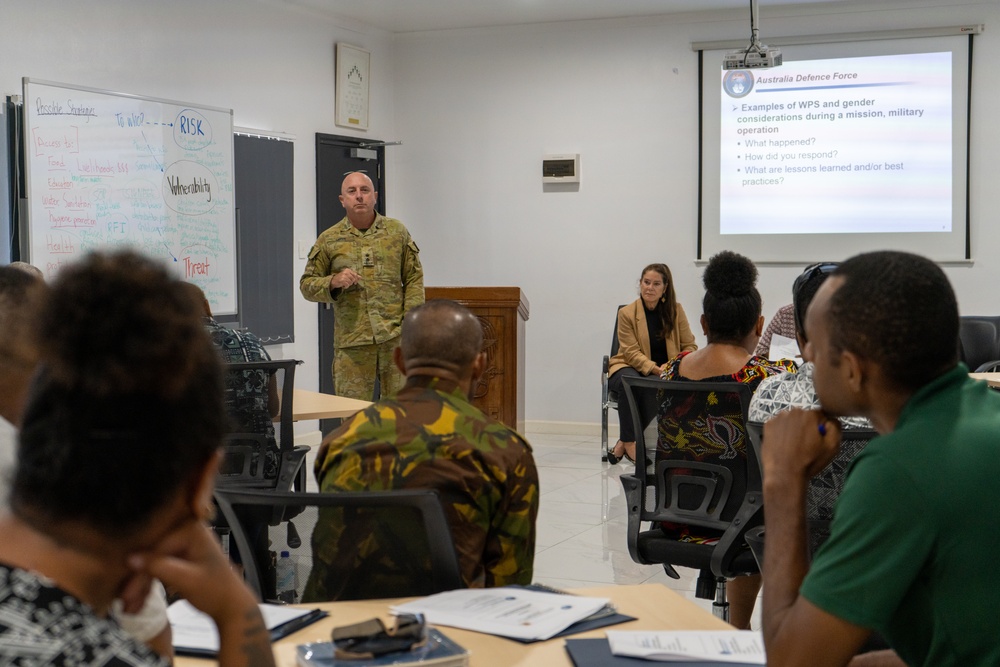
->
[[424, 287, 529, 434]]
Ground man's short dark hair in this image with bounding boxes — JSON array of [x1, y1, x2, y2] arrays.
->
[[829, 251, 958, 391], [400, 299, 483, 372]]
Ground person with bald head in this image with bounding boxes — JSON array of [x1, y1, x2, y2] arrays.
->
[[299, 171, 424, 401], [304, 299, 538, 601]]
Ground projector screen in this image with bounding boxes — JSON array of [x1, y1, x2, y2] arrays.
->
[[698, 33, 973, 262]]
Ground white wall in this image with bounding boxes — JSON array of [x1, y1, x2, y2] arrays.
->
[[1, 0, 395, 411], [390, 0, 1000, 425], [4, 0, 998, 429]]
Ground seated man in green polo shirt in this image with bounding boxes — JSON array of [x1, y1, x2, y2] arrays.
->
[[761, 251, 1000, 667]]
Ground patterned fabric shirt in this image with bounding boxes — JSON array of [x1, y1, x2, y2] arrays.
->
[[205, 317, 277, 479], [299, 214, 424, 348], [749, 361, 873, 429], [661, 351, 797, 390], [0, 564, 166, 666], [657, 352, 796, 543], [754, 303, 797, 358], [304, 376, 538, 601]]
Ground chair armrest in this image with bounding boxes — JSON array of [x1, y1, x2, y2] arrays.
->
[[275, 446, 308, 491], [620, 474, 647, 565], [709, 494, 763, 578]]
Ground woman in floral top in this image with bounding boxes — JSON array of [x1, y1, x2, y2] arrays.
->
[[658, 250, 796, 631]]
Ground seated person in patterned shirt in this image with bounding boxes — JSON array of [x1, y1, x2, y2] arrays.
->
[[0, 264, 175, 660], [754, 302, 797, 358], [750, 262, 873, 429], [0, 250, 272, 666], [304, 299, 539, 601], [183, 283, 280, 479], [658, 250, 796, 630]]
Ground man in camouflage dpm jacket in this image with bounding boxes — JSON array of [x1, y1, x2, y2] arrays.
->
[[299, 171, 424, 400], [302, 299, 538, 601]]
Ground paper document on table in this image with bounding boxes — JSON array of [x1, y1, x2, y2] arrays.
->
[[391, 587, 609, 641], [607, 630, 766, 664], [169, 599, 326, 654], [768, 334, 799, 362]]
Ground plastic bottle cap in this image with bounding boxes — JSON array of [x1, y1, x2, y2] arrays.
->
[[280, 551, 290, 557]]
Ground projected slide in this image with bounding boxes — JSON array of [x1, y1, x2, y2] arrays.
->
[[719, 51, 952, 235]]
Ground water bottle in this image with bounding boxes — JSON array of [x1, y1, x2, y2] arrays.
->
[[275, 551, 298, 604]]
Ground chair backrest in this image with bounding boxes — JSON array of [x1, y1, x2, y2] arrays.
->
[[609, 304, 626, 357], [622, 376, 760, 576], [214, 488, 465, 603], [746, 422, 877, 558], [218, 359, 298, 489], [959, 316, 1000, 372]]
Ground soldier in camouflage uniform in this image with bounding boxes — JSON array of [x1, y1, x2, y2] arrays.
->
[[299, 172, 424, 400], [302, 300, 538, 601]]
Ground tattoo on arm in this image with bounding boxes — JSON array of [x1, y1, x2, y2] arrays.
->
[[240, 608, 275, 667]]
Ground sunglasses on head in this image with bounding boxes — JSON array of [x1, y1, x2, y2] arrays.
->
[[792, 262, 838, 331]]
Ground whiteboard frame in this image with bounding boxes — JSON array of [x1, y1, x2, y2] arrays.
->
[[22, 77, 238, 314]]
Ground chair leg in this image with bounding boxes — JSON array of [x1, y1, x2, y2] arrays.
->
[[695, 571, 730, 623], [712, 578, 730, 623], [601, 404, 609, 462]]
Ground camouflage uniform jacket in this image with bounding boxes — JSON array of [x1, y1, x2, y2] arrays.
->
[[304, 376, 539, 601], [299, 214, 424, 348]]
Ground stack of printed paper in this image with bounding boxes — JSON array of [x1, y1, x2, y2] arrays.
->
[[606, 630, 766, 664], [392, 588, 610, 641]]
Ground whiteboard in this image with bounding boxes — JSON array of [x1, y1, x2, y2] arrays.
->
[[23, 78, 238, 314]]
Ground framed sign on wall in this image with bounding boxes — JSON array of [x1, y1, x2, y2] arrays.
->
[[335, 43, 370, 130]]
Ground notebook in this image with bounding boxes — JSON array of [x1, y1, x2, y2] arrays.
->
[[296, 628, 468, 667], [565, 638, 762, 667], [169, 599, 327, 657]]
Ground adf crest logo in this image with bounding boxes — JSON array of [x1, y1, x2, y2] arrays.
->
[[723, 70, 754, 98]]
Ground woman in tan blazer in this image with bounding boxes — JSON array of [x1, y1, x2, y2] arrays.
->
[[606, 263, 697, 463]]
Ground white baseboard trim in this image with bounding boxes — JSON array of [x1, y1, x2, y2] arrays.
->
[[524, 420, 618, 438], [294, 430, 323, 448]]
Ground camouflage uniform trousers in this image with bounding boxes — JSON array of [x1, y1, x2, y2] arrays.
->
[[333, 338, 404, 401]]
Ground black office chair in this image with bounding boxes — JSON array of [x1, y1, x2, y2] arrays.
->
[[619, 377, 761, 622], [746, 422, 878, 561], [214, 489, 465, 603], [959, 316, 1000, 372], [600, 305, 627, 461], [218, 359, 307, 492], [215, 360, 309, 600]]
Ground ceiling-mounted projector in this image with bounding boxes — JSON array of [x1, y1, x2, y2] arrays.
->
[[723, 45, 782, 70], [723, 0, 782, 70]]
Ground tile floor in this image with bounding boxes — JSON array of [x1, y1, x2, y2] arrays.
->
[[526, 429, 762, 630]]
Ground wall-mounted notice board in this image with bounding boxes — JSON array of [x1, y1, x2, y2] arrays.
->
[[22, 78, 237, 314]]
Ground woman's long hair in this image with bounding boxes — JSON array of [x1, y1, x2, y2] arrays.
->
[[640, 263, 678, 339]]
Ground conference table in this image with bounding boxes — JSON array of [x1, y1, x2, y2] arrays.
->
[[174, 583, 731, 666], [969, 372, 1000, 389], [291, 389, 371, 421]]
